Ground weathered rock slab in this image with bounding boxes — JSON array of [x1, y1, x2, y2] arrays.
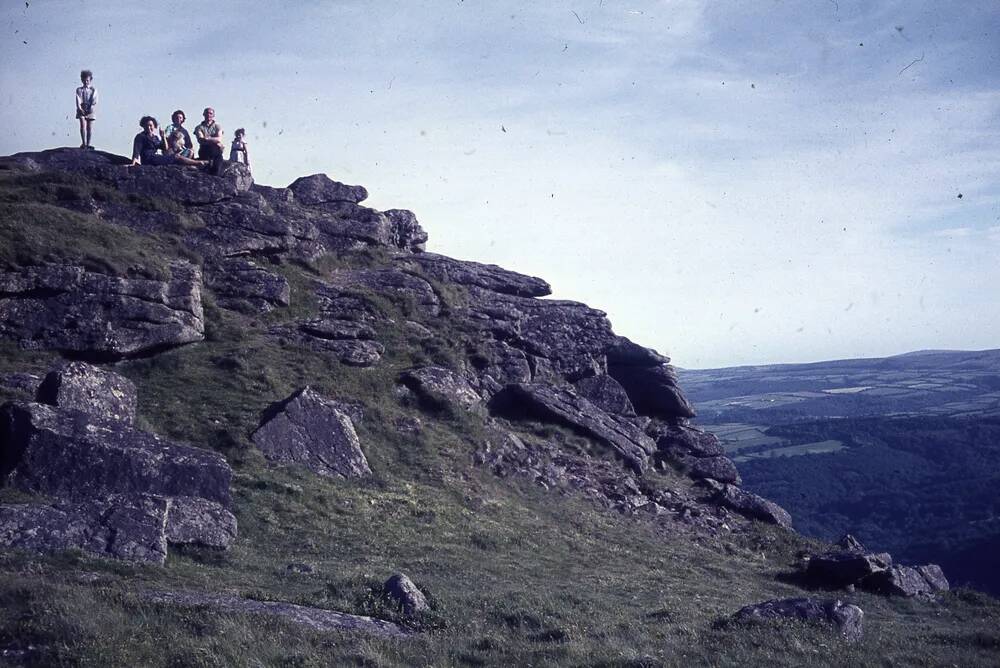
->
[[251, 387, 371, 478], [165, 496, 238, 549], [0, 261, 204, 359], [0, 496, 169, 564], [0, 401, 232, 506], [732, 598, 864, 642], [204, 258, 290, 314], [35, 361, 137, 425], [807, 550, 893, 588], [714, 484, 793, 528], [491, 383, 655, 473], [401, 367, 482, 410], [399, 252, 550, 297], [288, 174, 368, 205], [686, 455, 741, 485], [143, 590, 410, 637], [862, 564, 950, 597]]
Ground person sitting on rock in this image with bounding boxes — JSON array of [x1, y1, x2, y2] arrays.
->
[[228, 127, 250, 169], [74, 69, 98, 150], [194, 107, 226, 173], [163, 110, 194, 157], [166, 128, 193, 159], [130, 116, 206, 167]]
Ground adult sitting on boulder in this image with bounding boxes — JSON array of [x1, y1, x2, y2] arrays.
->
[[130, 116, 206, 167], [194, 107, 226, 174]]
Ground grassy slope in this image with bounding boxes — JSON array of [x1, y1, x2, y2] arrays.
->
[[1, 170, 999, 666]]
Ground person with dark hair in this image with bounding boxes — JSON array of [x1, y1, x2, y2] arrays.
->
[[164, 110, 194, 158], [130, 116, 206, 167], [194, 107, 225, 173], [75, 69, 98, 149], [229, 128, 250, 169]]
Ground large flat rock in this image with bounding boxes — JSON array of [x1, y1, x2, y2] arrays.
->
[[0, 401, 232, 506]]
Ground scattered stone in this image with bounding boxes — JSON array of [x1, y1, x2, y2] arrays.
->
[[35, 361, 137, 425], [251, 387, 372, 479], [862, 564, 950, 597], [654, 424, 724, 458], [286, 562, 315, 574], [731, 598, 864, 643], [143, 590, 410, 638], [807, 550, 893, 589], [400, 366, 482, 411], [686, 455, 742, 485], [327, 269, 440, 316], [0, 261, 204, 359], [288, 173, 368, 205], [714, 484, 793, 528], [383, 573, 430, 615]]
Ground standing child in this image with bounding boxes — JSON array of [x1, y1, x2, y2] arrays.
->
[[75, 70, 98, 150], [229, 128, 250, 169]]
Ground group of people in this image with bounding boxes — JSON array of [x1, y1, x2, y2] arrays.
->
[[73, 69, 251, 172], [130, 108, 250, 174]]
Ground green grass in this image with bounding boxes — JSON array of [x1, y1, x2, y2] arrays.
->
[[1, 166, 999, 666]]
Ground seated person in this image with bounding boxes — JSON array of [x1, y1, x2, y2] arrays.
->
[[131, 116, 205, 167], [163, 110, 194, 156], [167, 129, 194, 158]]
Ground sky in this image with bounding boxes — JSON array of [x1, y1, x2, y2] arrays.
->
[[2, 0, 998, 369]]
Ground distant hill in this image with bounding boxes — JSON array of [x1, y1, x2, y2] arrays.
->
[[680, 350, 1000, 595]]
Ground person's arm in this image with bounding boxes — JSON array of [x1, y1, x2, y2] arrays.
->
[[182, 128, 193, 150], [243, 143, 250, 168], [75, 88, 84, 113], [131, 134, 143, 165], [91, 88, 98, 109]]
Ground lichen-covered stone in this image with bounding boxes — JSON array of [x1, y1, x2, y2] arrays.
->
[[35, 361, 137, 425], [732, 598, 864, 642], [251, 387, 371, 478]]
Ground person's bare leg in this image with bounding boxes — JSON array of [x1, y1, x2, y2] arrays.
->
[[79, 118, 86, 148], [85, 120, 93, 148]]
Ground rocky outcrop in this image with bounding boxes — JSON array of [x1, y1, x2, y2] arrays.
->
[[383, 573, 430, 615], [0, 261, 204, 360], [251, 387, 372, 479], [383, 209, 429, 252], [35, 361, 137, 425], [0, 360, 236, 564], [143, 590, 411, 638], [861, 564, 950, 597], [730, 598, 864, 643], [806, 542, 950, 597], [490, 383, 655, 474]]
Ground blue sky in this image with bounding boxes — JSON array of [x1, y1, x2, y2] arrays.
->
[[2, 0, 998, 368]]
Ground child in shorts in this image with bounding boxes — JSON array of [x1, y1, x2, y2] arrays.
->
[[75, 70, 98, 150]]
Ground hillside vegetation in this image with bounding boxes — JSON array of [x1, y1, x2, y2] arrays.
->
[[1, 150, 998, 666]]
